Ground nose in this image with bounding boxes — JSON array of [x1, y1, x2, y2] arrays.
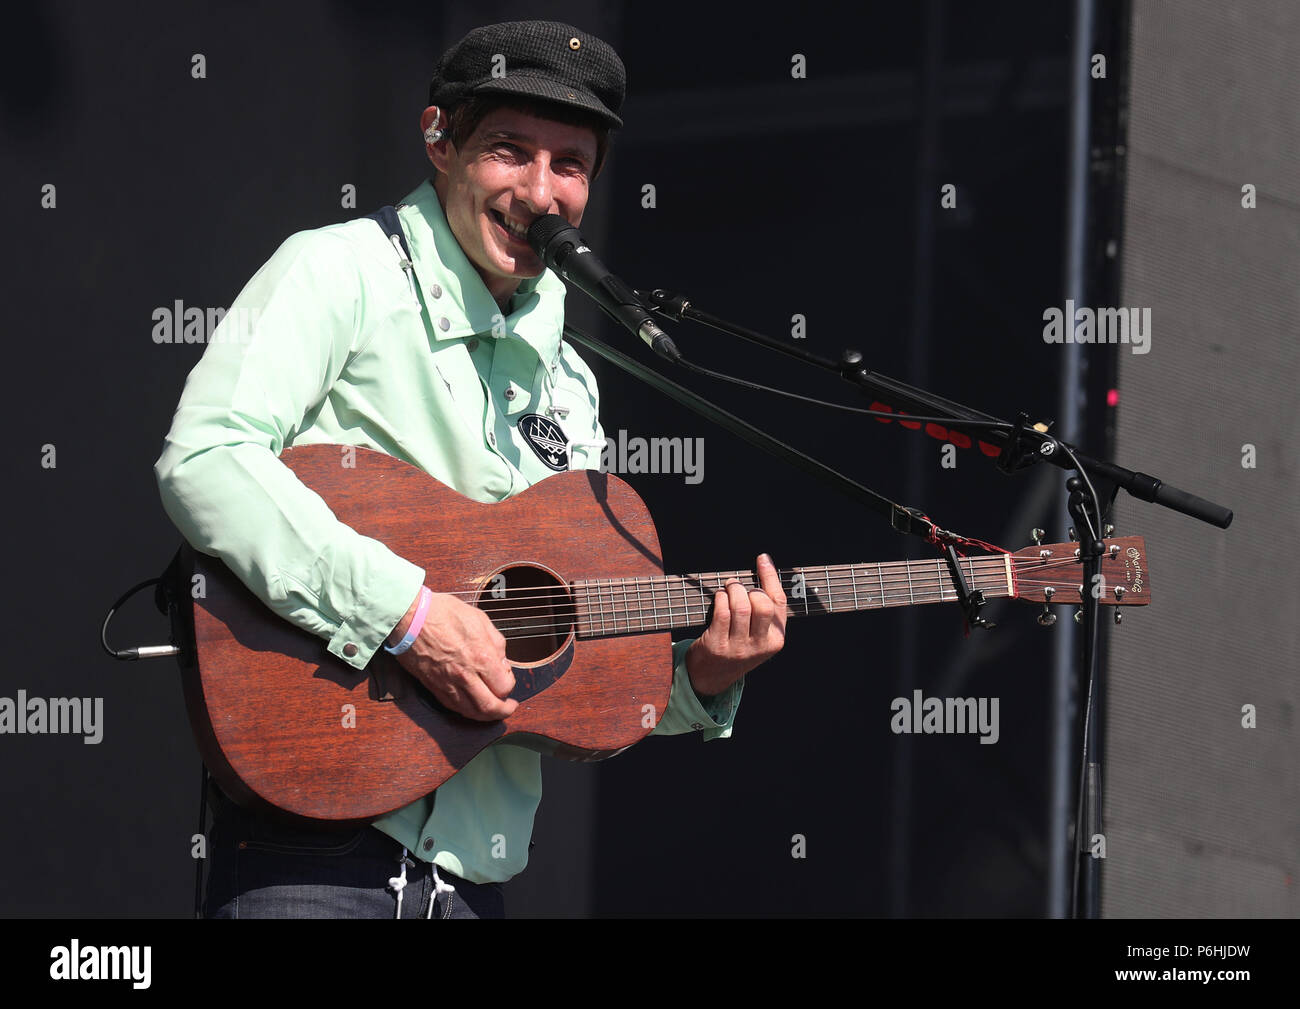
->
[[515, 155, 554, 216]]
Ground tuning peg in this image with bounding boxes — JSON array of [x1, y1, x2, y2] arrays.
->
[[1038, 589, 1058, 624], [1031, 527, 1045, 545], [1068, 527, 1078, 541], [1104, 524, 1115, 536], [1073, 609, 1082, 624], [1113, 610, 1123, 625]]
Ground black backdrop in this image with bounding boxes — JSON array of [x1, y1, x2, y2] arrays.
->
[[1, 1, 1083, 916]]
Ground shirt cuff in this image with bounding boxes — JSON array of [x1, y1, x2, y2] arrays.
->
[[650, 638, 744, 740], [323, 558, 425, 670]]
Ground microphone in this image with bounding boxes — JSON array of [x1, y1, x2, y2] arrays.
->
[[526, 215, 682, 362]]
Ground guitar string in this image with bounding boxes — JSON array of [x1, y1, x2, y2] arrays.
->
[[474, 559, 1128, 639], [435, 560, 1109, 619], [441, 565, 1113, 628], [424, 553, 1102, 609], [484, 577, 1135, 643], [490, 586, 985, 640]]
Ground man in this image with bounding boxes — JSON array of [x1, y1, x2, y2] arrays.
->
[[155, 20, 786, 919]]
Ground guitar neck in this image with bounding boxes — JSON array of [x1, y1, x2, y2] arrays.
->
[[572, 555, 1016, 637]]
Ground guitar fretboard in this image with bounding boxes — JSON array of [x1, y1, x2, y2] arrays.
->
[[572, 557, 1015, 638]]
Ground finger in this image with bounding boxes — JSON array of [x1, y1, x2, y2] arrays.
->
[[725, 580, 751, 641], [456, 670, 518, 722], [756, 553, 787, 630], [479, 651, 516, 698], [709, 586, 731, 637], [756, 554, 786, 605], [747, 586, 774, 640]]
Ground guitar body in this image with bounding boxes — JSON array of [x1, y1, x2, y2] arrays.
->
[[180, 445, 671, 825]]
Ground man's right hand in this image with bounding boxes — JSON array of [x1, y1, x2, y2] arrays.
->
[[389, 590, 518, 721]]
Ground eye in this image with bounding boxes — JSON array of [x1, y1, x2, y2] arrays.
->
[[489, 142, 526, 160]]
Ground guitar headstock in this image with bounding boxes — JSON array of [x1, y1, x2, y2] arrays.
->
[[1011, 536, 1151, 606]]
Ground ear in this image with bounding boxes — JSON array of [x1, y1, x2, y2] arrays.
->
[[420, 105, 449, 170]]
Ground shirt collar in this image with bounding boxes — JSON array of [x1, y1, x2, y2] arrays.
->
[[396, 179, 566, 363]]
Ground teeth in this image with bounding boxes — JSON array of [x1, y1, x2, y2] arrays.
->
[[497, 213, 528, 238]]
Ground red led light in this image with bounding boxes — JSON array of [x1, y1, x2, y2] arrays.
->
[[1107, 388, 1120, 407]]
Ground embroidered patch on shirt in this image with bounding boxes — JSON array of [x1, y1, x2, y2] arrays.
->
[[518, 413, 569, 471]]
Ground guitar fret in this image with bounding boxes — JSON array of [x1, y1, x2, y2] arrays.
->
[[906, 562, 915, 604], [850, 564, 859, 609], [824, 567, 834, 612], [877, 564, 887, 606], [937, 558, 946, 601], [966, 557, 977, 598]]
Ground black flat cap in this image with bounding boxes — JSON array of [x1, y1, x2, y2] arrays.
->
[[429, 20, 626, 128]]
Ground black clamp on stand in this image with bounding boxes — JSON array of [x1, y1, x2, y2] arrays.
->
[[996, 412, 1058, 475]]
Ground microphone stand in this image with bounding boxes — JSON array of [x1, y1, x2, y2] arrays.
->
[[570, 288, 1232, 920], [638, 289, 1232, 530]]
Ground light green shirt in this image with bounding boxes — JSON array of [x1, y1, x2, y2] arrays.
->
[[154, 179, 742, 883]]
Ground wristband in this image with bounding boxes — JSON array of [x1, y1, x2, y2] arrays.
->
[[384, 587, 433, 655]]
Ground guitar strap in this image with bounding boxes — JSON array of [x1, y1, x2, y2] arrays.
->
[[367, 205, 416, 275]]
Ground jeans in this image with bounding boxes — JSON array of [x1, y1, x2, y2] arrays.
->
[[202, 780, 506, 919]]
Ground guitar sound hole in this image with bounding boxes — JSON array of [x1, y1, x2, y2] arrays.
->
[[478, 565, 575, 664]]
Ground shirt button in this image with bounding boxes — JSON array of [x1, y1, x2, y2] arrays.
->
[[691, 722, 704, 730], [342, 643, 358, 658], [466, 338, 479, 352], [438, 317, 450, 332], [429, 284, 442, 298], [422, 838, 435, 852], [503, 388, 516, 401], [488, 432, 497, 446]]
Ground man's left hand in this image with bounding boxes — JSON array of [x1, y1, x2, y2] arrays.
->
[[685, 553, 787, 698]]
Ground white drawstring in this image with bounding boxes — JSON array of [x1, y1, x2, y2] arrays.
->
[[426, 864, 457, 919], [390, 235, 419, 304], [388, 846, 411, 919]]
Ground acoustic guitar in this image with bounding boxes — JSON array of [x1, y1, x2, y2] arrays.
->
[[177, 444, 1150, 824]]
